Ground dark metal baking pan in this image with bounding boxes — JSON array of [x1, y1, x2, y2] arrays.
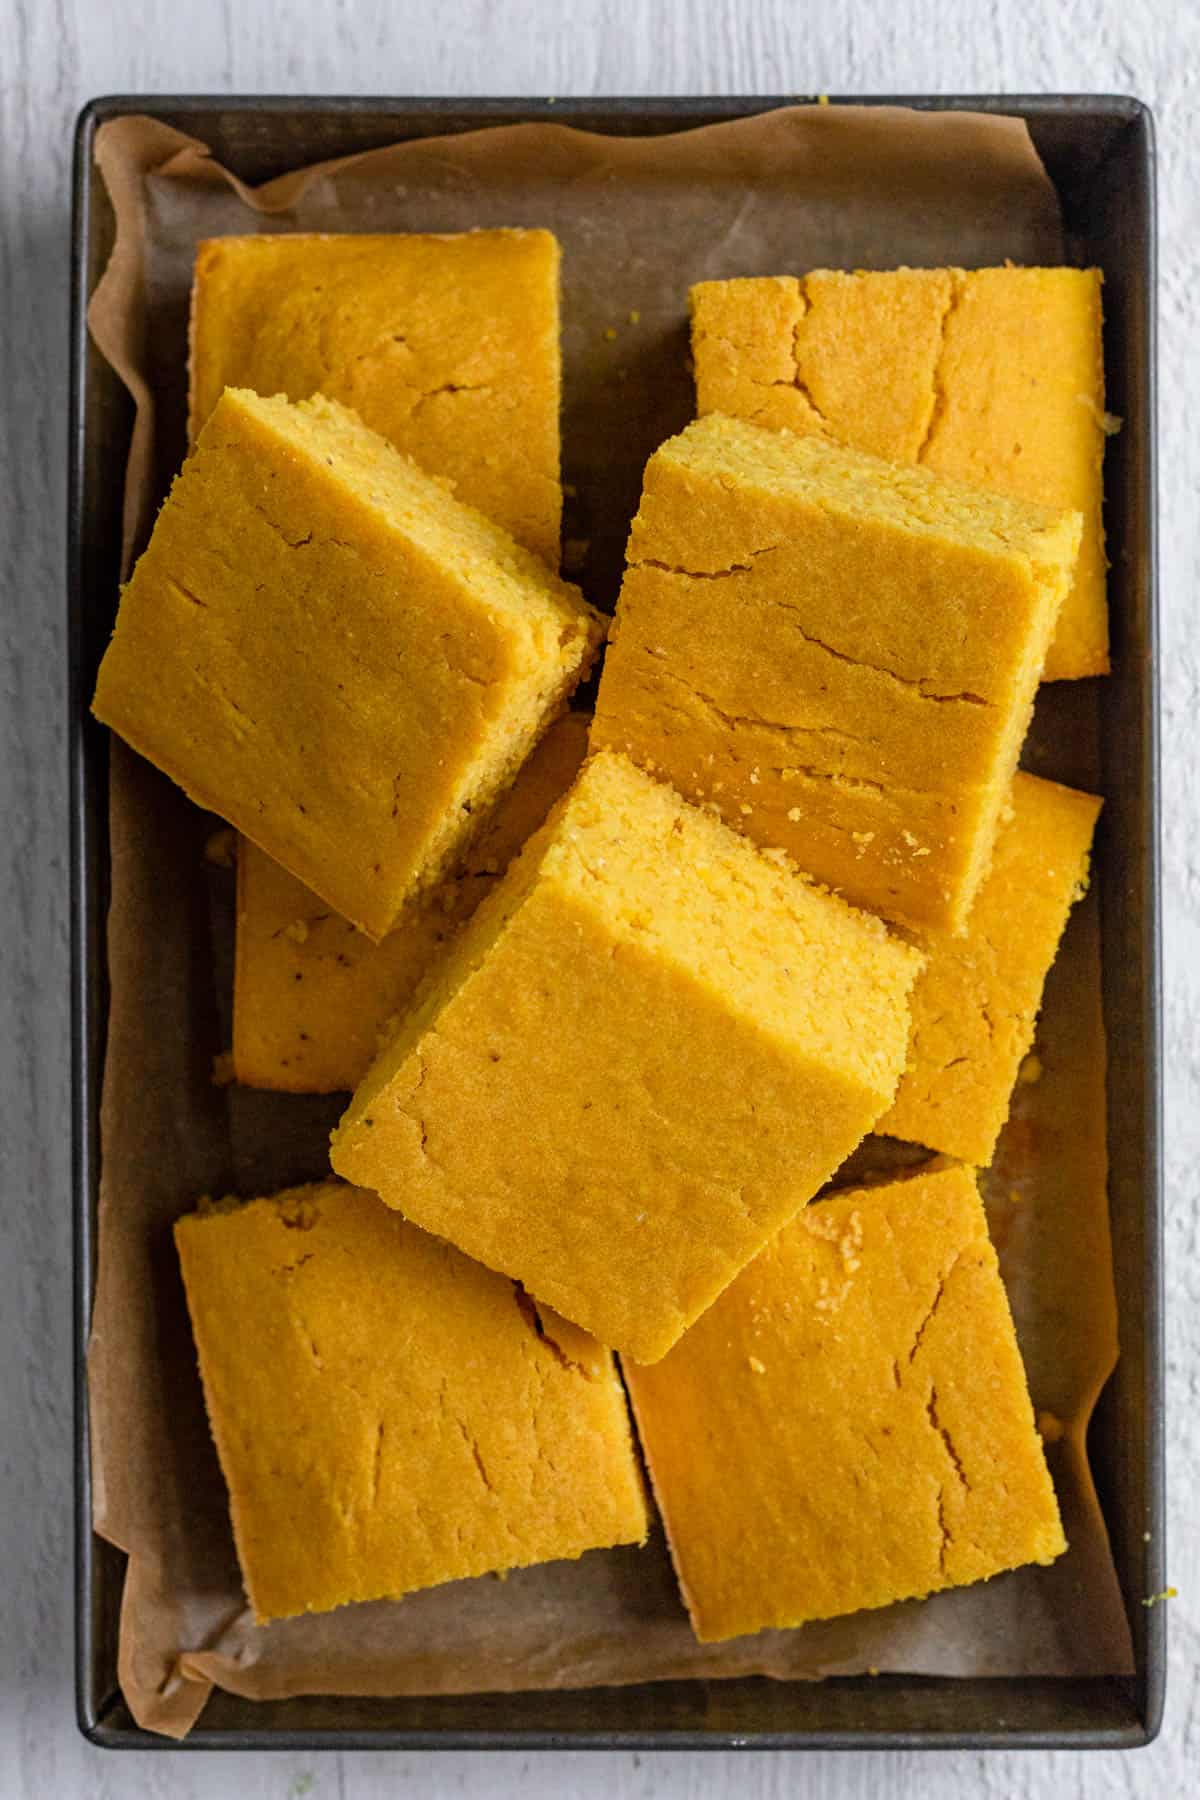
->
[[69, 93, 1162, 1750]]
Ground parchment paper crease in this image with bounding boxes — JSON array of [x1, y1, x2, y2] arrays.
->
[[85, 104, 1133, 1739]]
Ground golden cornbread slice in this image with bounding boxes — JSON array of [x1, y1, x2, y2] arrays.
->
[[189, 229, 562, 563], [882, 772, 1102, 1165], [92, 389, 604, 941], [194, 232, 569, 971], [690, 266, 1109, 679], [331, 751, 923, 1364], [233, 713, 589, 1093], [591, 414, 1080, 935], [174, 1181, 648, 1623], [624, 1165, 1066, 1643]]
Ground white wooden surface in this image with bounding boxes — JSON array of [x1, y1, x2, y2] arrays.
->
[[2, 0, 1196, 1792]]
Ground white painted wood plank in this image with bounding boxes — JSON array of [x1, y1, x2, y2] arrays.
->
[[1, 1, 1194, 1794]]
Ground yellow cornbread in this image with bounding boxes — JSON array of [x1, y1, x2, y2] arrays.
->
[[882, 771, 1102, 1165], [331, 750, 923, 1364], [233, 713, 590, 1093], [92, 389, 603, 941], [690, 266, 1109, 679], [198, 233, 569, 961], [174, 1181, 648, 1624], [624, 1165, 1065, 1643], [189, 229, 562, 563], [591, 414, 1080, 935]]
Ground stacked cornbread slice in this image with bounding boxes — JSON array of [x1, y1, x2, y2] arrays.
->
[[233, 711, 591, 1092], [330, 747, 923, 1363], [189, 228, 563, 561], [690, 266, 1109, 679], [592, 413, 1081, 933], [94, 234, 1108, 1637], [93, 388, 603, 940]]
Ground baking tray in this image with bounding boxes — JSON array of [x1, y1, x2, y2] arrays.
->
[[69, 94, 1162, 1750]]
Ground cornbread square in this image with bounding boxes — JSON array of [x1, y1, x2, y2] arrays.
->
[[624, 1165, 1065, 1642], [174, 1181, 648, 1623], [591, 414, 1081, 934], [690, 267, 1109, 679], [233, 713, 590, 1093], [882, 772, 1102, 1165], [194, 231, 569, 962], [92, 389, 603, 940], [331, 750, 922, 1364], [190, 230, 562, 563]]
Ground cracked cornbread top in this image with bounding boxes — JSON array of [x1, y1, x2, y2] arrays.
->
[[690, 266, 1108, 678], [593, 413, 1081, 934], [174, 1181, 647, 1622], [189, 229, 562, 564], [624, 1163, 1065, 1642]]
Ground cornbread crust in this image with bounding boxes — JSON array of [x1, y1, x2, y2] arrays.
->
[[331, 750, 922, 1364], [624, 1165, 1065, 1643], [174, 1181, 648, 1624], [882, 772, 1102, 1165], [92, 389, 603, 940], [591, 414, 1080, 934], [233, 713, 590, 1093], [189, 229, 562, 564], [690, 266, 1108, 679]]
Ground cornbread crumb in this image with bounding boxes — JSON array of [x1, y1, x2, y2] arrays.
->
[[1037, 1410, 1065, 1443], [204, 827, 237, 868]]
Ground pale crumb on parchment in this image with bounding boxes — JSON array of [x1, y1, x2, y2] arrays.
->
[[204, 827, 237, 867]]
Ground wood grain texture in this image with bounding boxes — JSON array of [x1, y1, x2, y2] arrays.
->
[[1, 0, 1195, 1792]]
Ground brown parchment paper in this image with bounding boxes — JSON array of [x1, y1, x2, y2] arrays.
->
[[85, 105, 1133, 1740]]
